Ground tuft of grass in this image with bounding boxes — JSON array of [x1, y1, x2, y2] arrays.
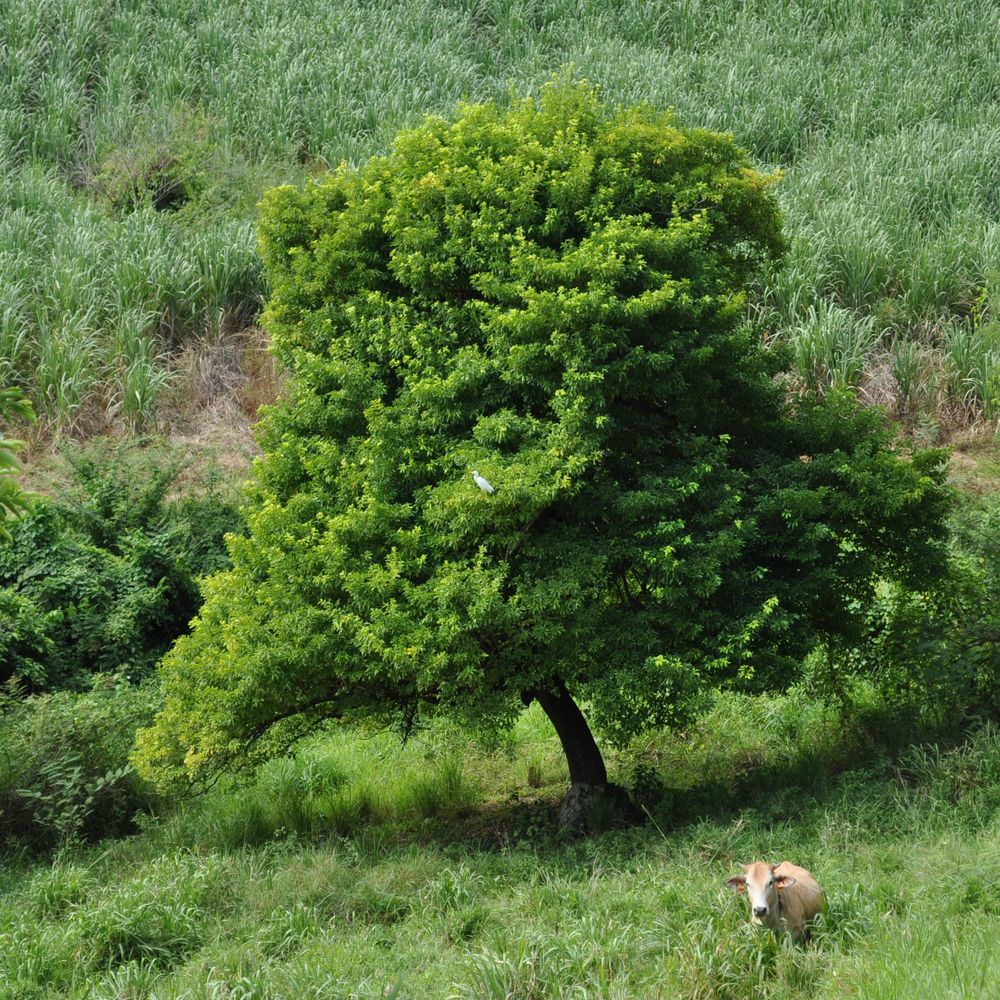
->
[[155, 729, 482, 853], [23, 860, 99, 919], [786, 301, 883, 393], [943, 319, 1000, 425]]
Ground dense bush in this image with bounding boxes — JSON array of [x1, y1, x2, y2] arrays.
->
[[0, 444, 242, 691], [835, 493, 1000, 720], [0, 676, 160, 850]]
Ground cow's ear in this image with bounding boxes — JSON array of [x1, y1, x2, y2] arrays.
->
[[725, 875, 747, 892], [774, 875, 797, 891]]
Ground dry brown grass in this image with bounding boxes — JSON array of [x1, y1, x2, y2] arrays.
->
[[948, 438, 1000, 497], [14, 327, 282, 496], [151, 325, 283, 483], [163, 326, 282, 427]]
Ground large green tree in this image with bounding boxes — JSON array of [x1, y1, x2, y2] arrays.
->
[[135, 83, 950, 815]]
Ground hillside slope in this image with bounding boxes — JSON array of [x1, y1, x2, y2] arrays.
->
[[1, 0, 998, 436]]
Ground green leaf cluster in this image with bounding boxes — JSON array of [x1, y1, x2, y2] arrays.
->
[[0, 387, 35, 538], [846, 495, 1000, 717], [136, 82, 952, 787], [0, 447, 242, 690]]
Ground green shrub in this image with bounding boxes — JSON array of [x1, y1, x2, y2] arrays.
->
[[0, 588, 57, 688], [0, 677, 161, 850], [840, 494, 1000, 720], [0, 443, 242, 690]]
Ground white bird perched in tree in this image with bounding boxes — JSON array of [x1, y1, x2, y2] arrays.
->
[[471, 470, 495, 495]]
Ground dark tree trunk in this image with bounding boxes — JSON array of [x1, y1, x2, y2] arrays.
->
[[526, 679, 640, 832], [529, 678, 609, 787]]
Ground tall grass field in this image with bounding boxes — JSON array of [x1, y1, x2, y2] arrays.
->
[[0, 0, 998, 435]]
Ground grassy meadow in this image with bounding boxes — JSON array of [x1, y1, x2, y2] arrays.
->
[[5, 693, 1000, 998], [1, 0, 999, 435]]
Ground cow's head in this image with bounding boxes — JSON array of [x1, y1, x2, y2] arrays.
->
[[725, 863, 796, 925]]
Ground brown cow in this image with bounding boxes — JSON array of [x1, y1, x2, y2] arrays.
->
[[725, 861, 824, 941]]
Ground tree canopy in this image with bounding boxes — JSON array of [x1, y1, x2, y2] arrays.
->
[[134, 83, 952, 798]]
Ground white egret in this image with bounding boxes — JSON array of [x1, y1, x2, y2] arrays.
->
[[471, 470, 495, 495]]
